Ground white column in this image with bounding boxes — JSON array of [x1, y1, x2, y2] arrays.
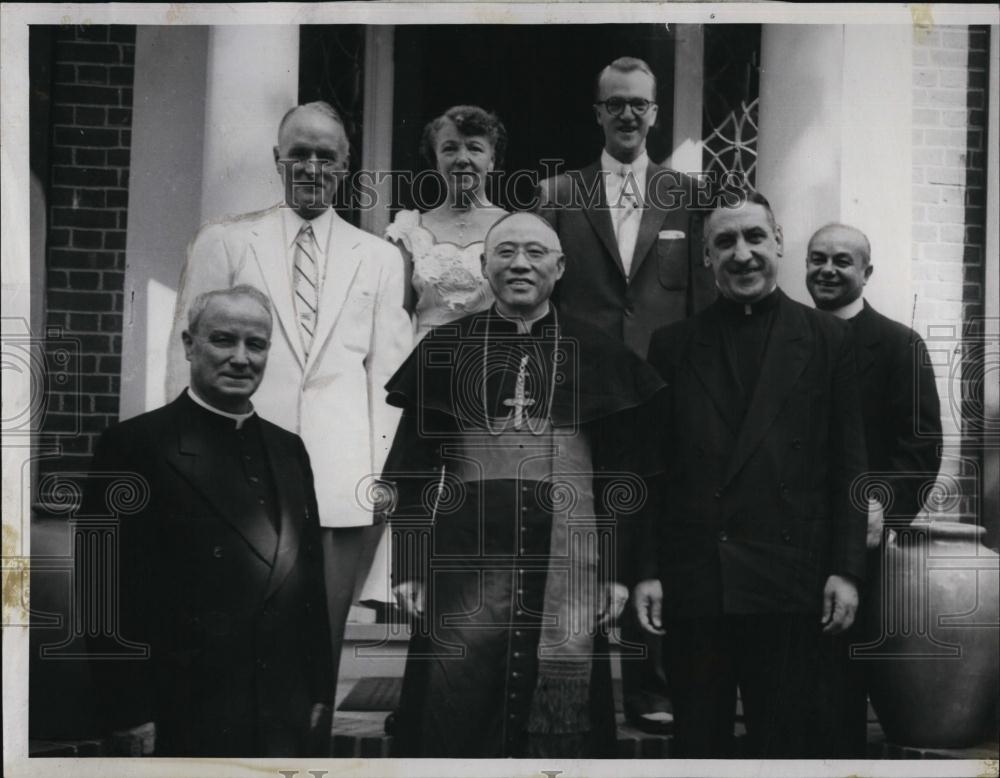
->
[[669, 24, 703, 174], [839, 25, 913, 327], [200, 26, 299, 223], [360, 25, 395, 239], [120, 26, 210, 420], [757, 25, 913, 324], [120, 26, 299, 419]]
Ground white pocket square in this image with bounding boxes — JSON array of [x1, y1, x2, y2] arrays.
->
[[658, 230, 686, 240]]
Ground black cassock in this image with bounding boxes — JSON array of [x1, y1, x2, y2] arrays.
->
[[382, 306, 664, 758]]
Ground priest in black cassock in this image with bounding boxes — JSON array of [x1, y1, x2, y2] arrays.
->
[[381, 212, 665, 758], [634, 191, 869, 757]]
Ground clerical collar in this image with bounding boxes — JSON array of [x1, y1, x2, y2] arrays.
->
[[601, 148, 648, 179], [831, 296, 865, 321], [717, 285, 781, 317], [491, 303, 554, 335], [186, 387, 255, 429]]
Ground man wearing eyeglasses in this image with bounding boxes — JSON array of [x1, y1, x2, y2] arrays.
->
[[537, 56, 716, 733]]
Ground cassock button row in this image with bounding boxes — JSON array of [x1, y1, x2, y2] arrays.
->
[[513, 651, 522, 659], [512, 671, 521, 679], [515, 630, 523, 638], [718, 532, 728, 542]]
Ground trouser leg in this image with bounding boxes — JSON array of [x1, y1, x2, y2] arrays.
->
[[734, 614, 852, 758], [320, 525, 383, 697], [619, 606, 672, 723], [664, 616, 738, 757]]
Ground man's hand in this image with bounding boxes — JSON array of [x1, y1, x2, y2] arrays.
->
[[866, 497, 885, 550], [821, 574, 859, 634], [632, 578, 665, 636], [306, 702, 333, 757], [109, 721, 156, 757], [596, 582, 629, 627], [392, 580, 425, 618]]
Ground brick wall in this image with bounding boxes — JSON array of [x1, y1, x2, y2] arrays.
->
[[39, 25, 135, 485], [910, 25, 990, 520]]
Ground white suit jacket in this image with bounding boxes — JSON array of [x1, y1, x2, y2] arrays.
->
[[166, 205, 414, 528]]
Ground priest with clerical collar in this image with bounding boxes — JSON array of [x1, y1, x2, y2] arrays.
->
[[82, 285, 332, 757], [635, 191, 868, 758], [381, 212, 665, 758]]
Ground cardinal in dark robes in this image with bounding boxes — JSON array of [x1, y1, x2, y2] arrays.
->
[[380, 213, 664, 758]]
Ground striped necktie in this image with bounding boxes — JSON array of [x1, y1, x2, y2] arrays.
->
[[293, 221, 320, 354]]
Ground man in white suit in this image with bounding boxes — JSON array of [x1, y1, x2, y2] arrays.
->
[[166, 101, 413, 701]]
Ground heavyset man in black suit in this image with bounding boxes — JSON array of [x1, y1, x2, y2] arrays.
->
[[633, 191, 869, 757], [806, 222, 943, 755], [85, 285, 333, 757], [537, 55, 715, 730]]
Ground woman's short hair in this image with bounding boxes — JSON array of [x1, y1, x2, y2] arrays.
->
[[419, 105, 508, 169]]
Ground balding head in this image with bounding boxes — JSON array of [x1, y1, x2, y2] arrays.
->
[[483, 212, 562, 255], [806, 223, 873, 311], [481, 212, 565, 322], [807, 223, 871, 266], [273, 102, 349, 219]]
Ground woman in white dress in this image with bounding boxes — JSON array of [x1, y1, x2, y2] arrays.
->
[[386, 105, 509, 340], [358, 106, 509, 613]]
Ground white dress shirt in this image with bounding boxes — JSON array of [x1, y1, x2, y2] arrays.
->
[[601, 149, 648, 277]]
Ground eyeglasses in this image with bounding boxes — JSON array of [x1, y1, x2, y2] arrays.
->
[[594, 97, 655, 116], [491, 243, 557, 262]]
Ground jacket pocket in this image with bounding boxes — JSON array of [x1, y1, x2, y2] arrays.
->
[[656, 234, 688, 290]]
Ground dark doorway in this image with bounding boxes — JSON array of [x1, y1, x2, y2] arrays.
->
[[391, 24, 677, 209]]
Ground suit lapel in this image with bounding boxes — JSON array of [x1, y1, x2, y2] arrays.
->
[[580, 163, 626, 277], [248, 208, 307, 369], [723, 294, 811, 486], [689, 305, 742, 436], [260, 423, 303, 600], [306, 213, 363, 376], [627, 162, 668, 281], [165, 402, 278, 565]]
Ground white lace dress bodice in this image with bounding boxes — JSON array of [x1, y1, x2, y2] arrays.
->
[[385, 209, 494, 340]]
